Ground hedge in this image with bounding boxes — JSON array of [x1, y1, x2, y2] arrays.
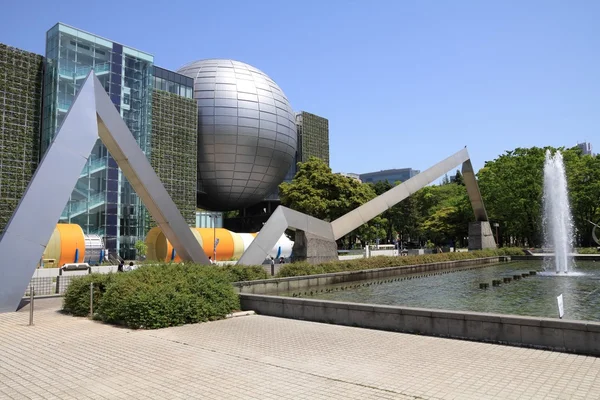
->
[[63, 263, 243, 329], [275, 247, 525, 278]]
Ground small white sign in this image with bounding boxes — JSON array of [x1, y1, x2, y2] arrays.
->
[[557, 294, 564, 319]]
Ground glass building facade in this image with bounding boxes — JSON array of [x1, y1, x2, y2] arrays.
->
[[153, 66, 193, 99], [359, 168, 420, 185], [41, 23, 154, 259]]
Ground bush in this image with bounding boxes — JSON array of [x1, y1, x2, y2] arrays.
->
[[62, 273, 115, 317], [220, 264, 268, 282], [276, 247, 525, 278], [63, 263, 240, 329], [578, 247, 600, 254]]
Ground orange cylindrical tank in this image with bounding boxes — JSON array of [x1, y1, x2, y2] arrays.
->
[[146, 227, 244, 262], [42, 224, 86, 267]]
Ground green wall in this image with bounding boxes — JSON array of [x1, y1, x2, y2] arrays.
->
[[149, 89, 197, 228], [0, 44, 44, 234]]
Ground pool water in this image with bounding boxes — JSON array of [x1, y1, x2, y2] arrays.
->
[[306, 261, 600, 321]]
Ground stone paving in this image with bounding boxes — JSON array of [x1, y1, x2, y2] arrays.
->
[[0, 298, 599, 399]]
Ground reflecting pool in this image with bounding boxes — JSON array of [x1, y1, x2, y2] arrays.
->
[[305, 261, 600, 321]]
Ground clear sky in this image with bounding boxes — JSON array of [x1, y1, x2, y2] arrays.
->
[[1, 0, 598, 174]]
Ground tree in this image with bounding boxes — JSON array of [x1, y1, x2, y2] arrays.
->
[[134, 240, 147, 259], [279, 157, 387, 247], [477, 146, 599, 247], [413, 183, 473, 247], [369, 180, 419, 245], [564, 150, 600, 246]]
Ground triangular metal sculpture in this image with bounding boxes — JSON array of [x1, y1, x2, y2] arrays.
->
[[237, 147, 496, 266], [0, 72, 209, 312]]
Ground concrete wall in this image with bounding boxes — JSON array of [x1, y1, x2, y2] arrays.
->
[[233, 257, 505, 295], [239, 294, 600, 356]]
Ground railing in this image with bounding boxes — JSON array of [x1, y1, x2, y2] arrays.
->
[[58, 62, 110, 79], [61, 192, 106, 219], [79, 157, 106, 177]]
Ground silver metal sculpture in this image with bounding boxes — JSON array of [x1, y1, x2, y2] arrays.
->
[[0, 72, 209, 313], [237, 147, 495, 266], [177, 59, 297, 211]]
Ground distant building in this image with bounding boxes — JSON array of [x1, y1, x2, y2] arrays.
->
[[360, 168, 420, 185], [338, 172, 362, 182], [577, 142, 593, 155], [296, 111, 329, 165]]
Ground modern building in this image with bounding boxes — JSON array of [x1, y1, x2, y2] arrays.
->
[[1, 24, 198, 259], [296, 111, 329, 165], [577, 142, 593, 156], [338, 172, 362, 182], [0, 22, 304, 259], [360, 168, 420, 185]]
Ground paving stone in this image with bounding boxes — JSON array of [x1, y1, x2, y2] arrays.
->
[[0, 299, 598, 399]]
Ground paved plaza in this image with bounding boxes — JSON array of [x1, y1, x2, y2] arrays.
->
[[0, 299, 599, 399]]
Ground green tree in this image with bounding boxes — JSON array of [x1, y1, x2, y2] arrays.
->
[[477, 146, 599, 247], [564, 150, 600, 247], [279, 157, 386, 247], [134, 240, 147, 259], [413, 183, 473, 247]]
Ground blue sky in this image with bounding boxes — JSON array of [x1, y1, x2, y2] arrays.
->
[[2, 0, 598, 174]]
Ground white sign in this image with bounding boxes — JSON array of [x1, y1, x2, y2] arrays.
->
[[557, 294, 564, 319]]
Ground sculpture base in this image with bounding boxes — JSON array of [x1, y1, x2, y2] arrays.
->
[[468, 221, 497, 250], [292, 231, 338, 264]]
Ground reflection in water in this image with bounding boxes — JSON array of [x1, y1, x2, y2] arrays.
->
[[305, 261, 600, 321]]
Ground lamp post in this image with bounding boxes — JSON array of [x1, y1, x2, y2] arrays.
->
[[493, 222, 500, 247], [209, 214, 218, 262]]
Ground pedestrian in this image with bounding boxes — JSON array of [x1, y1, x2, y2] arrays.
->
[[117, 260, 124, 273], [208, 256, 214, 264], [270, 257, 275, 276]]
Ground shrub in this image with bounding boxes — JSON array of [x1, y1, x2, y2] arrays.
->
[[276, 247, 525, 278], [220, 264, 268, 282], [578, 247, 599, 254], [63, 263, 240, 329], [62, 273, 115, 317]]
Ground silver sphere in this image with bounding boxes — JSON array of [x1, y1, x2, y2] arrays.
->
[[177, 59, 297, 211]]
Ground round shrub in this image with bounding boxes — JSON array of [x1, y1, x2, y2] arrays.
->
[[62, 273, 115, 317], [96, 264, 240, 329]]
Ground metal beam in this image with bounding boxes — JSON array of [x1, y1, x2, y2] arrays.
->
[[461, 159, 489, 221], [237, 206, 334, 266], [330, 148, 471, 239], [0, 73, 208, 313]]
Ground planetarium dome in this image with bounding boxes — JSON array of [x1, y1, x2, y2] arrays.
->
[[177, 59, 297, 211]]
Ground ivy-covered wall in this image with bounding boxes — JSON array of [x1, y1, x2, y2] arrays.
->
[[149, 89, 197, 227], [0, 44, 44, 234]]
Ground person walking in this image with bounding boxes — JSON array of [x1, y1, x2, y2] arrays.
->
[[117, 260, 124, 273], [270, 257, 275, 276]]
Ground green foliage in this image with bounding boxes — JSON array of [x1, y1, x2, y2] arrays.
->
[[63, 264, 241, 329], [478, 147, 600, 247], [220, 264, 268, 282], [276, 247, 525, 278], [62, 273, 115, 317], [280, 157, 386, 246], [134, 240, 147, 257], [578, 247, 599, 254]]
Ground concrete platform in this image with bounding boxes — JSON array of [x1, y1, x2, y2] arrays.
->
[[1, 298, 599, 399]]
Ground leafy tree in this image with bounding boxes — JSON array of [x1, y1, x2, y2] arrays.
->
[[413, 183, 473, 247], [279, 157, 386, 247], [134, 240, 147, 259], [370, 180, 419, 244], [477, 146, 599, 247]]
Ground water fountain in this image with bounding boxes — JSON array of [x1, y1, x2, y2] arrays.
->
[[542, 150, 575, 273]]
